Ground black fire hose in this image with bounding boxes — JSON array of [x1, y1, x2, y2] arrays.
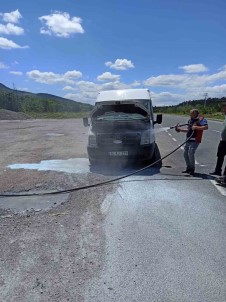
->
[[169, 123, 189, 129], [0, 129, 193, 198]]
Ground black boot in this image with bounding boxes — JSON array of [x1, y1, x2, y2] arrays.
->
[[182, 168, 190, 173], [189, 169, 195, 176], [209, 170, 221, 176]]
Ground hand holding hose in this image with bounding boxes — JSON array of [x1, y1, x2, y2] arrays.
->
[[175, 123, 180, 133]]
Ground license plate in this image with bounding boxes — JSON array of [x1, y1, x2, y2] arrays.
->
[[108, 151, 128, 156]]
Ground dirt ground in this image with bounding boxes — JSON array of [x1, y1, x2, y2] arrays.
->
[[0, 119, 102, 193], [0, 119, 116, 302]]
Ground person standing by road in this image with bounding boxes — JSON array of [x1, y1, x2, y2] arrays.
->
[[175, 109, 208, 176], [210, 103, 226, 185]]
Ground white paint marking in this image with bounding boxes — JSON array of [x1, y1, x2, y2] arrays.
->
[[45, 133, 64, 136], [210, 180, 226, 196], [212, 130, 221, 133], [172, 138, 177, 142], [168, 133, 172, 137], [180, 147, 184, 150], [195, 160, 199, 165]]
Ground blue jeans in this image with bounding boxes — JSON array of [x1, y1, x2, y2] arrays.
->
[[184, 141, 199, 171]]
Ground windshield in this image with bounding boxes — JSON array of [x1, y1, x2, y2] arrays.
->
[[92, 103, 149, 121], [96, 111, 146, 121]]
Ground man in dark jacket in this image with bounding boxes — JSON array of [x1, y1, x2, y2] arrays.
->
[[210, 103, 226, 185], [175, 109, 208, 176]]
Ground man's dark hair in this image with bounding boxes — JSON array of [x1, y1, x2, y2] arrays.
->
[[191, 109, 199, 117]]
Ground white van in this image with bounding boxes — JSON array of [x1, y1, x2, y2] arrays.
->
[[83, 89, 162, 165]]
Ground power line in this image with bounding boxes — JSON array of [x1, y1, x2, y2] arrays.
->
[[204, 92, 208, 107]]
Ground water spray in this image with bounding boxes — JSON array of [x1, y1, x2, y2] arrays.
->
[[153, 123, 189, 134]]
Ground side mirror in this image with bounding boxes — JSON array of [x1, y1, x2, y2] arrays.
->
[[83, 117, 90, 127], [154, 114, 162, 124]]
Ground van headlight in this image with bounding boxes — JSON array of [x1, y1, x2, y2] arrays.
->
[[88, 131, 97, 147], [140, 131, 150, 145]]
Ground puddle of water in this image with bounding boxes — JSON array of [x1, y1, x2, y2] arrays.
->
[[8, 158, 90, 174], [0, 193, 69, 213], [45, 133, 64, 136]]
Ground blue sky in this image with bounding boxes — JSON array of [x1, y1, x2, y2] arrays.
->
[[0, 0, 226, 105]]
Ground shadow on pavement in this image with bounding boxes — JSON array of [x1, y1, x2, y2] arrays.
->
[[184, 172, 215, 180], [90, 161, 161, 177]]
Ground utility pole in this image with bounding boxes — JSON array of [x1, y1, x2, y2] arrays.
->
[[204, 92, 208, 107]]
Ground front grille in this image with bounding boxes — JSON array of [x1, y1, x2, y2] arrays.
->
[[97, 133, 141, 146]]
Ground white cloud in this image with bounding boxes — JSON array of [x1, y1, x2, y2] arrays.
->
[[18, 87, 29, 91], [144, 74, 189, 87], [0, 37, 28, 49], [65, 80, 183, 105], [144, 68, 226, 91], [64, 70, 82, 78], [97, 72, 120, 82], [0, 23, 24, 35], [150, 91, 187, 106], [131, 80, 141, 87], [27, 69, 82, 84], [105, 59, 135, 70], [179, 64, 208, 73], [39, 11, 85, 38], [63, 86, 76, 91], [218, 65, 226, 71], [64, 92, 98, 104], [203, 84, 226, 95], [150, 85, 226, 106], [25, 64, 226, 106], [66, 65, 226, 105], [10, 71, 23, 76], [76, 80, 101, 92], [64, 93, 80, 100], [0, 61, 8, 69], [69, 79, 140, 104], [101, 81, 130, 91], [207, 69, 226, 83], [1, 9, 22, 24]]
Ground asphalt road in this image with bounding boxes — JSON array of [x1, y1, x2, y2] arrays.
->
[[0, 116, 226, 302], [84, 115, 226, 302]]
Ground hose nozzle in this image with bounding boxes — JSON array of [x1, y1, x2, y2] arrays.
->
[[169, 123, 189, 129]]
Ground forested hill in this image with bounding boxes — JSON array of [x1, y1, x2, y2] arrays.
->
[[154, 97, 226, 115], [0, 83, 93, 113]]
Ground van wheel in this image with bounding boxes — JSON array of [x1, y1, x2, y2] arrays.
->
[[89, 158, 98, 166], [151, 144, 162, 167]]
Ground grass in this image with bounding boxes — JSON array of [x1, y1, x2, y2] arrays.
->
[[204, 113, 225, 120], [157, 112, 225, 121], [28, 111, 91, 119]]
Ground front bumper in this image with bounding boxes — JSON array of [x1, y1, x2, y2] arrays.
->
[[87, 143, 155, 162]]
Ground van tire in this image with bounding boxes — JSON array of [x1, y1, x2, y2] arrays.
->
[[151, 143, 162, 167], [89, 158, 98, 166]]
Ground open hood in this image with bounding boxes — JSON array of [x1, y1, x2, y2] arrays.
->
[[90, 101, 149, 121]]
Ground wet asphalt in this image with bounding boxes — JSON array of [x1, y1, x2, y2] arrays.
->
[[84, 115, 226, 302]]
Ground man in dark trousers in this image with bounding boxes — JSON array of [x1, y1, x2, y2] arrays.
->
[[175, 109, 208, 176], [210, 103, 226, 185]]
